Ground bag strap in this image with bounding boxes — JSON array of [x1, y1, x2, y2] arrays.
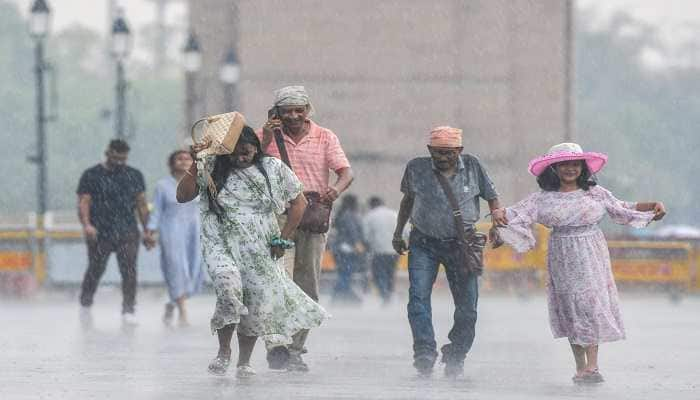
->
[[236, 168, 274, 204], [273, 128, 292, 169], [433, 170, 467, 243]]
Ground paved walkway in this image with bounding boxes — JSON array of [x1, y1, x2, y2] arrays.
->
[[2, 285, 699, 399]]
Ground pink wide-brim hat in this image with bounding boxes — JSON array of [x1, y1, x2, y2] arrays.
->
[[528, 142, 608, 176]]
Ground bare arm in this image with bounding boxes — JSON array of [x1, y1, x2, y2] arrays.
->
[[135, 192, 150, 231], [635, 202, 657, 212], [392, 194, 415, 254], [334, 167, 354, 193], [176, 162, 200, 203], [281, 193, 308, 240], [487, 198, 502, 212], [78, 194, 97, 241], [261, 118, 282, 152], [324, 167, 354, 202], [636, 201, 666, 221], [270, 193, 308, 260], [487, 198, 507, 226], [261, 134, 273, 151], [488, 197, 506, 246]]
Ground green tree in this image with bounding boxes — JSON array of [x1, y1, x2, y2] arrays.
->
[[0, 0, 183, 219], [576, 10, 700, 225]]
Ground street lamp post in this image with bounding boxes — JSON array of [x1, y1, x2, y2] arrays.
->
[[219, 48, 240, 111], [111, 10, 131, 140], [29, 0, 51, 281], [183, 32, 202, 140]]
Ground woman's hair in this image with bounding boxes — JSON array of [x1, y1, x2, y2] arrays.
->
[[208, 126, 271, 219], [168, 150, 191, 170], [536, 160, 597, 191]]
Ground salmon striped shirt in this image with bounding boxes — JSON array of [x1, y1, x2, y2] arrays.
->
[[258, 120, 350, 193]]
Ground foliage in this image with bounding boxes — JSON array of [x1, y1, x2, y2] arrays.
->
[[576, 10, 700, 224], [0, 1, 183, 217]]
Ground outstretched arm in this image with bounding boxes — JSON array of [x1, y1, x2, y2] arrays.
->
[[491, 193, 540, 253], [636, 201, 666, 221]]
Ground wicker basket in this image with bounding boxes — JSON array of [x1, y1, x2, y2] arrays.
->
[[191, 111, 246, 159]]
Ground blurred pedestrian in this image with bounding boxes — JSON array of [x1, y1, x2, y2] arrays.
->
[[77, 139, 152, 326], [491, 143, 666, 384], [145, 150, 203, 327], [177, 119, 328, 377], [363, 196, 399, 304], [259, 85, 353, 371], [330, 194, 365, 303], [393, 126, 505, 378]]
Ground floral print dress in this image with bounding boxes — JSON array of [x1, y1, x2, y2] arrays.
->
[[496, 185, 655, 345], [197, 156, 328, 348]]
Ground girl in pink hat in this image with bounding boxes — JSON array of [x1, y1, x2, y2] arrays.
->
[[491, 143, 666, 384]]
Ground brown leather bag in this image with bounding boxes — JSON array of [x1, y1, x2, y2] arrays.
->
[[273, 129, 332, 234], [433, 170, 486, 277]]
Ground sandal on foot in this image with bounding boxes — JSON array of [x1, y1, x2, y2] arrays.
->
[[207, 356, 231, 376], [582, 369, 604, 383], [572, 373, 586, 384], [236, 364, 257, 378]]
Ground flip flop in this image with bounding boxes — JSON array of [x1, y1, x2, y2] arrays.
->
[[582, 369, 605, 383], [572, 372, 586, 384], [236, 364, 256, 378], [207, 356, 231, 376]]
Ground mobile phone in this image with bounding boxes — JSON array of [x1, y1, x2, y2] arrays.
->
[[267, 107, 280, 120]]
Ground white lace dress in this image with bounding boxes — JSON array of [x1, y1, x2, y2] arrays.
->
[[197, 156, 329, 349], [496, 185, 655, 345]]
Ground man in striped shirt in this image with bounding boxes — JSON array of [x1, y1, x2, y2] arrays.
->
[[259, 86, 354, 372]]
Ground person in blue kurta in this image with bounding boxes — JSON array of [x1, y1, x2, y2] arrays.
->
[[330, 194, 365, 303], [146, 150, 204, 326]]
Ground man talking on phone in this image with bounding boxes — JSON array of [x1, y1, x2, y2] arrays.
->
[[258, 85, 354, 372]]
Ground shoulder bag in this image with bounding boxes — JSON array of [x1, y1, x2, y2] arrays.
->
[[433, 168, 487, 277], [273, 129, 332, 234]]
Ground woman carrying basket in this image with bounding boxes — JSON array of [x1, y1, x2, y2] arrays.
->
[[177, 112, 328, 377]]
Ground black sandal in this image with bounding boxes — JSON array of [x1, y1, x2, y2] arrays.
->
[[266, 346, 290, 370]]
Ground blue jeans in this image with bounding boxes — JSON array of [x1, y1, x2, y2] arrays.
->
[[407, 229, 479, 364], [333, 251, 359, 297], [371, 254, 399, 301]]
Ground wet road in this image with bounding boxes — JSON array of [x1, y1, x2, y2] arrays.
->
[[2, 282, 698, 400]]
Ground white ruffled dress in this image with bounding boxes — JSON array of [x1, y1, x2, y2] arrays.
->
[[197, 156, 329, 348]]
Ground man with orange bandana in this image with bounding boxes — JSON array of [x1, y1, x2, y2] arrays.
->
[[392, 126, 506, 378]]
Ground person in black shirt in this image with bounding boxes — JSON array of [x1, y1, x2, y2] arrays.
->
[[77, 139, 152, 325]]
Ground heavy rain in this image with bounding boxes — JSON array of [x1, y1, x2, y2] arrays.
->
[[1, 1, 699, 399]]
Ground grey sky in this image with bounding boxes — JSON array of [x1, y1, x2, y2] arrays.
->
[[12, 0, 700, 68], [13, 0, 186, 32]]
